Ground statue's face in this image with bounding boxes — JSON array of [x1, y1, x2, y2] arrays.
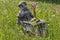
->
[[18, 2, 27, 8]]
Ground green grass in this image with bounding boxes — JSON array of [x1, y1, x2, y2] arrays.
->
[[0, 0, 60, 40]]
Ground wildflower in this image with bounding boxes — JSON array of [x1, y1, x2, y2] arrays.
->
[[47, 23, 49, 25], [52, 14, 56, 17]]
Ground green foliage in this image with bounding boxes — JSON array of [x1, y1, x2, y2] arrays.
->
[[0, 0, 60, 40]]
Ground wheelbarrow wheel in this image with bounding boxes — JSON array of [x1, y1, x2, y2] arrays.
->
[[22, 23, 34, 35]]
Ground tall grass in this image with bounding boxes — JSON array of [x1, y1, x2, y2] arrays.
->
[[0, 0, 60, 40]]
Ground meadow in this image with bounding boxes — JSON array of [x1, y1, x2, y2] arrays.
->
[[0, 0, 60, 40]]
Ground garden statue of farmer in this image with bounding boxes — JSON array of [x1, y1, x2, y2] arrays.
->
[[17, 1, 47, 36], [17, 1, 34, 34]]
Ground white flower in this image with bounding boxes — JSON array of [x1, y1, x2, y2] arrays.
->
[[38, 10, 41, 13], [52, 14, 56, 17], [48, 24, 50, 26]]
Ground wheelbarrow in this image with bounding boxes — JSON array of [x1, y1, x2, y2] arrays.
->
[[20, 17, 47, 36]]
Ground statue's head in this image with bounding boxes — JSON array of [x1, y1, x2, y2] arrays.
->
[[18, 1, 27, 8]]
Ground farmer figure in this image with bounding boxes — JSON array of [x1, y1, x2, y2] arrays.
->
[[17, 1, 34, 34], [17, 1, 47, 36]]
